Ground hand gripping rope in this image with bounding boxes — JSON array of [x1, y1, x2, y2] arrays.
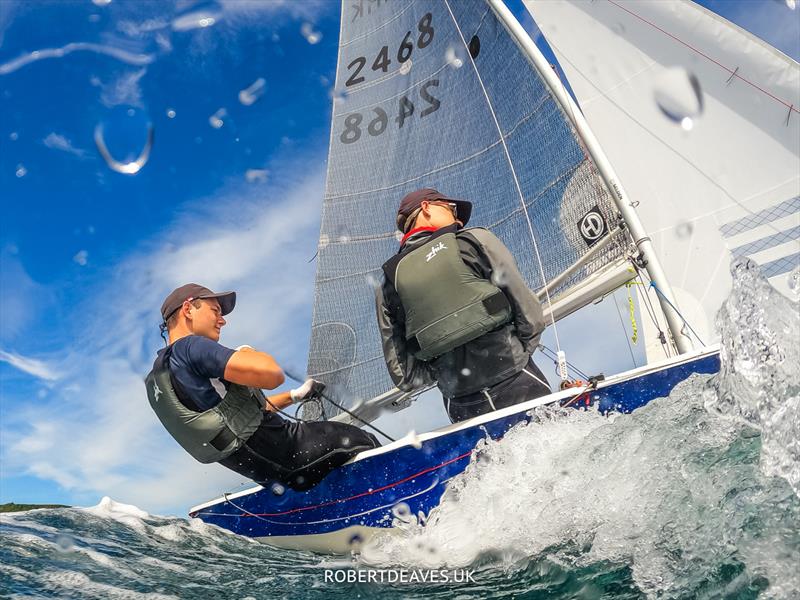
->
[[281, 369, 396, 443]]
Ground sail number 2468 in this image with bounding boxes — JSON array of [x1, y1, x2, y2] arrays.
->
[[339, 80, 440, 145], [345, 13, 434, 87]]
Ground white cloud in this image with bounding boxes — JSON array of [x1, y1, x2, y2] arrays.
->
[[1, 161, 325, 515], [43, 132, 88, 158], [0, 250, 55, 343], [219, 0, 332, 22], [98, 68, 147, 108], [0, 350, 61, 381]]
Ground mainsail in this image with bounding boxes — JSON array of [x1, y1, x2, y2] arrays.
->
[[523, 0, 800, 360], [305, 0, 637, 419]]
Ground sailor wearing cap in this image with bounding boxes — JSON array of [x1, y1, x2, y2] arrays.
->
[[377, 188, 552, 423], [145, 284, 379, 490]]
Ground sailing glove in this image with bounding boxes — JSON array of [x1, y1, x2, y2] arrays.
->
[[289, 378, 326, 404]]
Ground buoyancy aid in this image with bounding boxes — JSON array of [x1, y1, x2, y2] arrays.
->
[[144, 345, 265, 464], [383, 227, 512, 360]]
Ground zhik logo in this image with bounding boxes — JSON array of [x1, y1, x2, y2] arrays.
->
[[426, 242, 446, 262], [152, 381, 163, 402]]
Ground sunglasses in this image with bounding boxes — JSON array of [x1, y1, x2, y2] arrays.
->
[[429, 201, 458, 219]]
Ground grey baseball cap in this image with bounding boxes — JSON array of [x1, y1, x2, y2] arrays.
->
[[160, 283, 236, 322]]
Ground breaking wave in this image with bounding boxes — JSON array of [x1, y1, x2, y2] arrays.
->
[[362, 259, 800, 599], [2, 259, 798, 599]]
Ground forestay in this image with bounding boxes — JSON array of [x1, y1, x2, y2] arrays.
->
[[305, 0, 633, 420]]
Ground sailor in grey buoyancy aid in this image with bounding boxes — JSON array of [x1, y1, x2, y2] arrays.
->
[[146, 283, 380, 490], [377, 189, 552, 423], [146, 344, 264, 464]]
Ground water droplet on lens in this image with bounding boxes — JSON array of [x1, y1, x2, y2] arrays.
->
[[55, 534, 74, 552], [94, 106, 153, 175], [461, 368, 471, 376], [446, 47, 463, 69], [330, 87, 349, 105], [349, 533, 363, 555], [270, 482, 285, 496], [654, 67, 704, 127], [407, 430, 422, 449], [126, 108, 135, 117], [166, 108, 176, 118], [611, 22, 626, 35], [209, 108, 226, 129], [788, 266, 800, 297], [239, 78, 266, 106], [399, 59, 412, 75], [301, 23, 322, 44], [73, 250, 88, 266], [491, 268, 508, 286], [172, 10, 220, 31], [9, 132, 18, 141], [15, 164, 27, 178], [392, 502, 410, 518], [245, 169, 268, 183], [675, 221, 693, 239]]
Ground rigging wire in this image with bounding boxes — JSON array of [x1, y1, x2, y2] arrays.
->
[[613, 289, 638, 367], [632, 268, 673, 358], [647, 281, 707, 346], [537, 344, 590, 381], [444, 0, 562, 354]]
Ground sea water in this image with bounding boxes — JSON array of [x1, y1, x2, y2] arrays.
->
[[2, 260, 798, 599]]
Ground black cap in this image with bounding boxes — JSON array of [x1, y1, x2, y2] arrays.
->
[[396, 188, 472, 232], [160, 283, 236, 322]]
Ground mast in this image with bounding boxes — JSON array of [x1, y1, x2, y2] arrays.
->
[[488, 0, 693, 354]]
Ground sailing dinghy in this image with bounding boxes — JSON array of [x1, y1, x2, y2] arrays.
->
[[189, 0, 798, 553]]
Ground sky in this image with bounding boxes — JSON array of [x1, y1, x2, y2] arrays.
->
[[1, 0, 798, 516]]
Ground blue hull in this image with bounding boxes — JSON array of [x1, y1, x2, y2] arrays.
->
[[190, 350, 719, 542]]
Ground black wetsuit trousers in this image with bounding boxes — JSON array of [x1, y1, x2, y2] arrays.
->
[[219, 416, 380, 491], [444, 358, 551, 423]]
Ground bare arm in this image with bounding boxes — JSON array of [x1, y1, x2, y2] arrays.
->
[[264, 391, 293, 412], [223, 347, 285, 389]]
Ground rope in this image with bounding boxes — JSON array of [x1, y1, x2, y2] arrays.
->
[[444, 0, 562, 354], [632, 270, 673, 358], [283, 369, 396, 442], [647, 281, 707, 346], [626, 283, 639, 345]]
